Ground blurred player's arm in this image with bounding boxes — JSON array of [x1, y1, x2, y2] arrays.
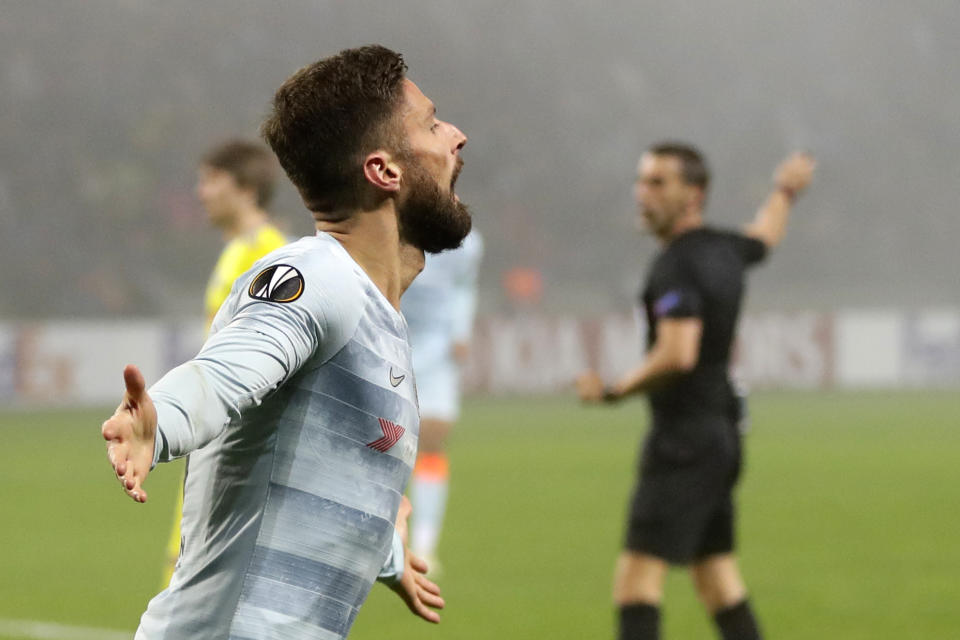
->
[[450, 232, 483, 363], [744, 152, 816, 250], [378, 496, 446, 623], [102, 290, 327, 503], [577, 317, 702, 403]]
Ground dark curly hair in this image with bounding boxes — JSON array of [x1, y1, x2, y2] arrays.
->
[[261, 45, 408, 214]]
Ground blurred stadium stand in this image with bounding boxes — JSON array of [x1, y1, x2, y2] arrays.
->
[[1, 2, 958, 403]]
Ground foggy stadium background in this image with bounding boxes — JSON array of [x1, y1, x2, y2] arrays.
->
[[2, 1, 958, 319], [0, 2, 958, 639]]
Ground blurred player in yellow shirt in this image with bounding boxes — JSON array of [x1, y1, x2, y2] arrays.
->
[[161, 140, 288, 586], [198, 141, 288, 326]]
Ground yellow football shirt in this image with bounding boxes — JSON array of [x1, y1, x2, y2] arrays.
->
[[203, 223, 288, 327]]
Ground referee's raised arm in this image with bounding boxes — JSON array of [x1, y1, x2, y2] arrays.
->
[[744, 152, 816, 250]]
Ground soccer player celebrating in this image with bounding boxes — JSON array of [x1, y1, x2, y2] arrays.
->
[[101, 45, 470, 639], [577, 143, 815, 640], [159, 140, 289, 588], [401, 228, 483, 573]]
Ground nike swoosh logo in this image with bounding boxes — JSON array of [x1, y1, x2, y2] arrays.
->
[[389, 367, 405, 387]]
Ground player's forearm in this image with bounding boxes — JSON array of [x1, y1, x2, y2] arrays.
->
[[151, 339, 290, 463], [747, 151, 815, 249], [151, 361, 247, 463], [608, 345, 693, 400], [152, 301, 324, 464], [746, 187, 794, 250]]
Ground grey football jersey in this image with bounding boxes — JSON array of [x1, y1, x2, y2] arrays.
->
[[137, 233, 418, 639]]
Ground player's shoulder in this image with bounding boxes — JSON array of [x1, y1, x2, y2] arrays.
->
[[702, 225, 767, 264], [706, 225, 743, 241], [674, 226, 766, 269], [673, 226, 741, 254], [250, 231, 338, 262], [653, 228, 720, 276], [679, 225, 731, 244], [244, 234, 369, 318]]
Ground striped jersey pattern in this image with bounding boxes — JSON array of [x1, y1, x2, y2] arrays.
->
[[138, 234, 419, 639]]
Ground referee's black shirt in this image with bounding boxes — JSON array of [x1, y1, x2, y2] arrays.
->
[[640, 227, 766, 421]]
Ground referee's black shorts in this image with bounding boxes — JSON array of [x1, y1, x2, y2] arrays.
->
[[624, 416, 742, 565]]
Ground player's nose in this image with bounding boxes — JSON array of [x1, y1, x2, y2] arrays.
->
[[449, 123, 466, 152]]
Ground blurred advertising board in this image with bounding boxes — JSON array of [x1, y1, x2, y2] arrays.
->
[[0, 309, 956, 406], [465, 311, 834, 394]]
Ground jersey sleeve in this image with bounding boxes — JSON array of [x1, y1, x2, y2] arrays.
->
[[731, 232, 768, 266], [648, 260, 702, 321], [151, 249, 361, 463], [375, 528, 406, 584]]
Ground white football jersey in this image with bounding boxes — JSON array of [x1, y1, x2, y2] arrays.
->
[[137, 232, 418, 640]]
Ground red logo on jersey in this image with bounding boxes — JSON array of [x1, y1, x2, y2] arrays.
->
[[367, 418, 405, 452]]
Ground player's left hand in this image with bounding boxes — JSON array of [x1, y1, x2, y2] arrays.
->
[[389, 496, 445, 623], [576, 370, 605, 403]]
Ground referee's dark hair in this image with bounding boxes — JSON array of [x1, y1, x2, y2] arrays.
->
[[648, 142, 711, 194]]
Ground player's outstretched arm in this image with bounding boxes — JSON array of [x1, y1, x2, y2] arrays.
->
[[388, 496, 445, 623], [745, 152, 816, 250], [101, 364, 158, 503]]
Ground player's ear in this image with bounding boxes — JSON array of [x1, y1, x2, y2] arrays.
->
[[362, 151, 402, 193], [690, 185, 706, 211]]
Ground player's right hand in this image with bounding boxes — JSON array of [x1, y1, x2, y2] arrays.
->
[[101, 364, 157, 503], [774, 152, 816, 196], [576, 370, 605, 403]]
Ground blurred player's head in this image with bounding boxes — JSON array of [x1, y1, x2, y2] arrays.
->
[[635, 142, 710, 240], [197, 140, 277, 228], [261, 44, 471, 253]]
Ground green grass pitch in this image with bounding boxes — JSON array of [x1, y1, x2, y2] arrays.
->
[[0, 391, 957, 639]]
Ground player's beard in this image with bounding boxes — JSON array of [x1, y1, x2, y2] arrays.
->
[[396, 156, 471, 254], [640, 204, 679, 239]]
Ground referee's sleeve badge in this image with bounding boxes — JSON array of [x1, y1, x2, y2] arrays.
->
[[654, 290, 682, 317]]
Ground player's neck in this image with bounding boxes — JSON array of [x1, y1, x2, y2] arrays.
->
[[663, 210, 703, 244], [221, 206, 270, 241], [315, 206, 424, 310]]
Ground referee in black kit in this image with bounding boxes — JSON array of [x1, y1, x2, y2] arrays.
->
[[577, 142, 815, 640]]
